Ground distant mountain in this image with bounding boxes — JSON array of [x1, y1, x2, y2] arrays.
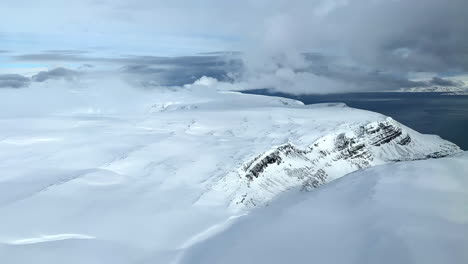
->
[[398, 85, 467, 93]]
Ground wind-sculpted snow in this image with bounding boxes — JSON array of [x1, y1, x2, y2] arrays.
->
[[0, 81, 462, 263]]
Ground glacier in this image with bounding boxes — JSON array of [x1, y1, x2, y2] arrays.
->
[[0, 79, 464, 263]]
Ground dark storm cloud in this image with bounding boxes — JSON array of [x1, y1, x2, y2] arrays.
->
[[309, 69, 422, 90], [302, 65, 417, 90], [14, 52, 241, 86], [0, 74, 30, 88], [298, 52, 463, 91], [31, 67, 80, 82], [373, 0, 468, 72], [122, 55, 243, 86], [429, 77, 463, 87], [238, 0, 468, 93], [13, 50, 243, 86], [313, 0, 468, 72]]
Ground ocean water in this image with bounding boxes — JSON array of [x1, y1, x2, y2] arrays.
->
[[244, 90, 468, 150]]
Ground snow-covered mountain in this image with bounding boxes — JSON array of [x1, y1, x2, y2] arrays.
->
[[207, 117, 459, 209], [398, 86, 467, 93], [180, 152, 468, 264], [396, 76, 467, 94], [0, 80, 463, 263]]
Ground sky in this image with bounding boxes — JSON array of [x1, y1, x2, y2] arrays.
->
[[1, 0, 467, 93]]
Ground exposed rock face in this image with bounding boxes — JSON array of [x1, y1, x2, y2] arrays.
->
[[244, 144, 308, 180], [211, 118, 460, 209]]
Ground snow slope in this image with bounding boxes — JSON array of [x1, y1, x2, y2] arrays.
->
[[0, 80, 462, 263], [181, 152, 468, 264]]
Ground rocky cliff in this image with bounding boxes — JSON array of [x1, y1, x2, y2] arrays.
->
[[210, 117, 460, 209]]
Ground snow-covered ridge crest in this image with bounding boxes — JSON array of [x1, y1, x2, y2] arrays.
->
[[211, 117, 460, 209]]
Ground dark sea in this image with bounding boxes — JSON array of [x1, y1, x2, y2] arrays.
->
[[244, 90, 468, 150]]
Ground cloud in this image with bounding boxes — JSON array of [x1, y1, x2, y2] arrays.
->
[[4, 0, 467, 73], [120, 54, 242, 86], [246, 0, 468, 73], [3, 0, 467, 93], [13, 50, 463, 93], [14, 52, 240, 67], [44, 50, 89, 54], [298, 53, 420, 91], [429, 77, 463, 87], [13, 51, 243, 86], [177, 0, 468, 93], [0, 74, 30, 88], [237, 51, 464, 93], [122, 64, 235, 87], [0, 67, 84, 88], [31, 67, 80, 82], [15, 53, 91, 62]]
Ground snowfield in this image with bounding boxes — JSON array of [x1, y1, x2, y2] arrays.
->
[[181, 152, 468, 264], [0, 79, 465, 263]]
